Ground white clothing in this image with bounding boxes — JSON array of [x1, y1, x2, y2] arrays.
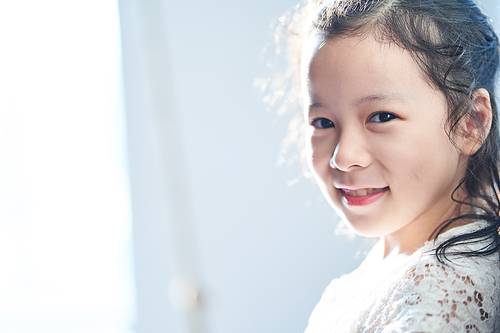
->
[[305, 222, 500, 332]]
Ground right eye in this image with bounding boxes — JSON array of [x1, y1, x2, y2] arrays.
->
[[311, 118, 334, 129]]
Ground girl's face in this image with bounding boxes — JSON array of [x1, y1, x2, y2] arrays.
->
[[302, 34, 470, 252]]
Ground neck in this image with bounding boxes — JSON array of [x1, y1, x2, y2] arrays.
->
[[379, 186, 474, 258], [381, 218, 472, 259], [381, 234, 416, 258]]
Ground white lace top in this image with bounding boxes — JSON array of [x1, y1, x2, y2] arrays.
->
[[305, 222, 500, 332]]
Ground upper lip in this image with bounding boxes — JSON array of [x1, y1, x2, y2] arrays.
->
[[335, 185, 388, 191]]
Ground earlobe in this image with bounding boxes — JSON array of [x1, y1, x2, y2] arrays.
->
[[461, 88, 492, 156]]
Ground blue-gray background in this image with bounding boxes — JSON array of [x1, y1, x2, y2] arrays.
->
[[119, 1, 500, 332]]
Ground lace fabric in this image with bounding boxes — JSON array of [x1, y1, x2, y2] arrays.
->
[[304, 222, 500, 333]]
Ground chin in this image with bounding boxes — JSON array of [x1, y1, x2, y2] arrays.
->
[[340, 214, 390, 238]]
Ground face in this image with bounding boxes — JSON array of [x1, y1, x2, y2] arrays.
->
[[302, 34, 469, 249]]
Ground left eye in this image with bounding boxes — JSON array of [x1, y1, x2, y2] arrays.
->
[[311, 118, 334, 129], [369, 112, 397, 123]]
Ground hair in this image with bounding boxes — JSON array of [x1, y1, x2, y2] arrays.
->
[[262, 0, 500, 262]]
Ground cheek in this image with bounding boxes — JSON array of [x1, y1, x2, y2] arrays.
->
[[379, 128, 461, 194], [307, 136, 334, 177]]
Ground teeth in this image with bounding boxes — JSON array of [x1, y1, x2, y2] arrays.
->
[[343, 188, 385, 197]]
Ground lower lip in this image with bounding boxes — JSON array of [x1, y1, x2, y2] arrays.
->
[[341, 188, 389, 206]]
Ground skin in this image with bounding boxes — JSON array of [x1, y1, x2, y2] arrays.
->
[[301, 34, 492, 257]]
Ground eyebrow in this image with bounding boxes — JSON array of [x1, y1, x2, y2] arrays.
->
[[308, 93, 407, 109], [353, 93, 406, 107]]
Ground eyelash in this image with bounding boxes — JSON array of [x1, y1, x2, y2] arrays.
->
[[369, 112, 397, 123], [311, 118, 334, 129]]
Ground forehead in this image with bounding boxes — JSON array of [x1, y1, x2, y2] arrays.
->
[[301, 34, 433, 107]]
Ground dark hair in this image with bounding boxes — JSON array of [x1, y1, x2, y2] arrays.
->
[[263, 0, 500, 262]]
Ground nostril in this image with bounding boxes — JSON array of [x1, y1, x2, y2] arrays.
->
[[331, 142, 371, 171]]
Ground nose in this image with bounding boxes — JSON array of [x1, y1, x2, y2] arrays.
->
[[330, 133, 371, 171]]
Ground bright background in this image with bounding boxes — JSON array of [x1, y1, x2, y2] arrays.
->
[[0, 0, 498, 333], [0, 1, 135, 332]]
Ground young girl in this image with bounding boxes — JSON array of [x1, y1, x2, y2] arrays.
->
[[274, 0, 500, 331]]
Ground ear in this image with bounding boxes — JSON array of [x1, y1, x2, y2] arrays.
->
[[460, 88, 492, 156]]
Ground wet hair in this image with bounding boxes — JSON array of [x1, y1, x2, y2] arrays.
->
[[262, 0, 500, 262]]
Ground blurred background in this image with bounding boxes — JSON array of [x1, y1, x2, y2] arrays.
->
[[0, 0, 498, 332]]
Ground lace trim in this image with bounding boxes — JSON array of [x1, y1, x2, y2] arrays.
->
[[367, 258, 499, 332]]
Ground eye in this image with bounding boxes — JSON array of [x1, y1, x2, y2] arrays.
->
[[311, 118, 334, 129], [369, 112, 397, 123]]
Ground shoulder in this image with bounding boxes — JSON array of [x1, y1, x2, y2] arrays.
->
[[368, 243, 500, 332]]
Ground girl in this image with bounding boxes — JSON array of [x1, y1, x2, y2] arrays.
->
[[274, 0, 500, 331]]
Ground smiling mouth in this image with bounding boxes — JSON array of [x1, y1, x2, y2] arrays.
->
[[341, 187, 388, 197], [339, 187, 389, 206]]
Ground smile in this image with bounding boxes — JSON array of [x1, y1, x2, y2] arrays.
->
[[340, 187, 389, 206]]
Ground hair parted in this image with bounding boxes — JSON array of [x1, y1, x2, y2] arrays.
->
[[260, 0, 500, 262]]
